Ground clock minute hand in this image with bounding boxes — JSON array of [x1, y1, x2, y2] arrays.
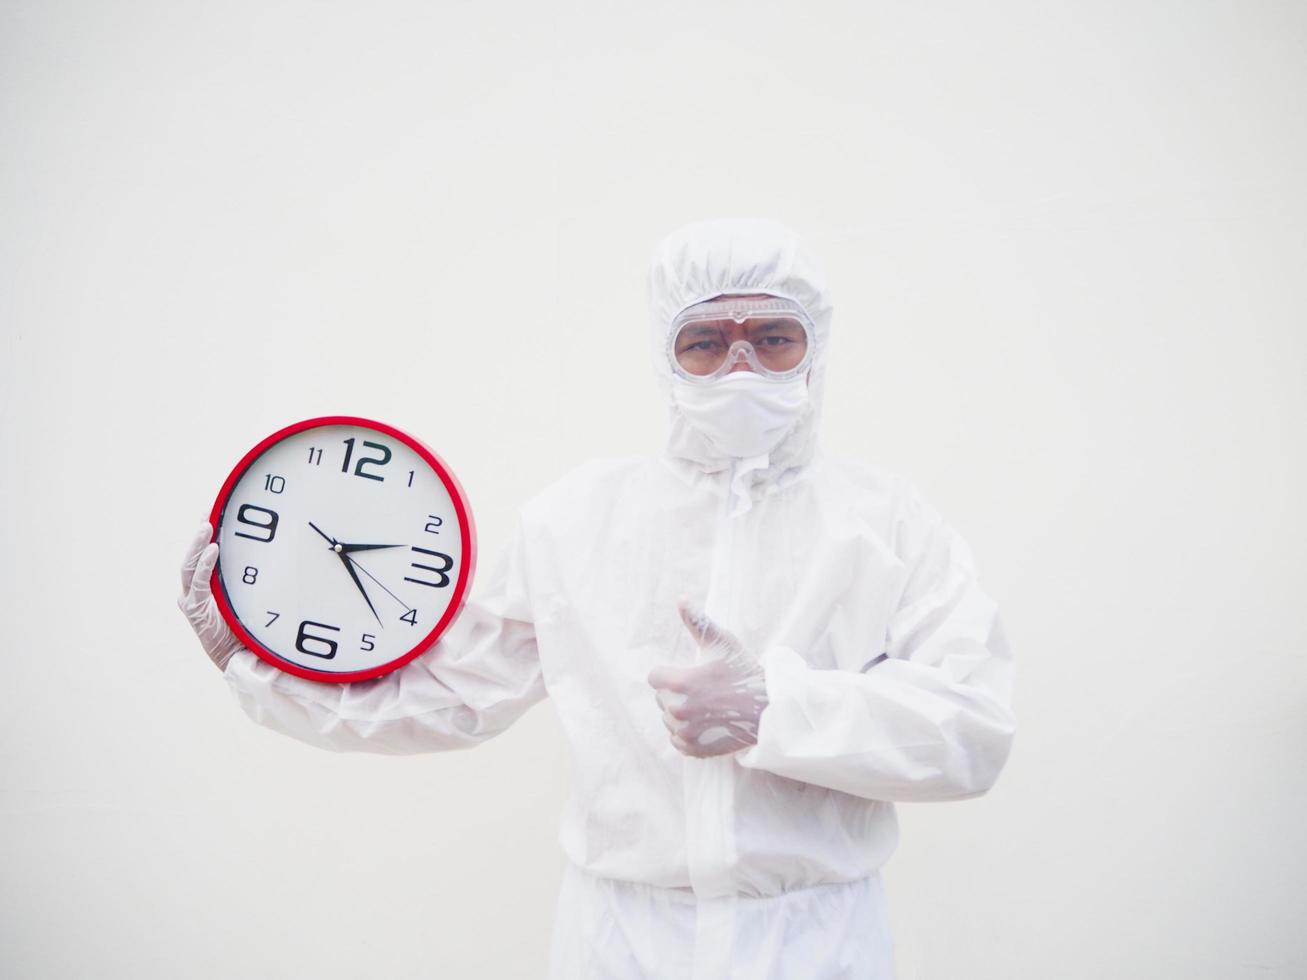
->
[[310, 521, 382, 626], [337, 552, 384, 627], [308, 521, 338, 547]]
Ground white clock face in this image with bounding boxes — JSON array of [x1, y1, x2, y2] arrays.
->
[[213, 420, 472, 681]]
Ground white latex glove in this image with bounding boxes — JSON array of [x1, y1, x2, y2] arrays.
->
[[177, 522, 246, 672], [647, 597, 769, 759]]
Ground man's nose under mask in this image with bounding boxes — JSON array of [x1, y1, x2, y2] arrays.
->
[[670, 371, 809, 459]]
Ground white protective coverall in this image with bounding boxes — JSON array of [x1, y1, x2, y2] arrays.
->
[[219, 219, 1016, 979]]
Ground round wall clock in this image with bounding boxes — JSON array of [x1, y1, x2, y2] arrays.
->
[[208, 416, 476, 683]]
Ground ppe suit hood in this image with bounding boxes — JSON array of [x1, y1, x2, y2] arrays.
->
[[648, 219, 833, 503]]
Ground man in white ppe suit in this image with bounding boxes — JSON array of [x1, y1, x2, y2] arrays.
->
[[178, 218, 1016, 978]]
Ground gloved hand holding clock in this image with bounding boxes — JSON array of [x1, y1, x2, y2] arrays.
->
[[177, 416, 476, 684], [178, 523, 244, 672]]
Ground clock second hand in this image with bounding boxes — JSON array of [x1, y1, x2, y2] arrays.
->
[[346, 554, 415, 615]]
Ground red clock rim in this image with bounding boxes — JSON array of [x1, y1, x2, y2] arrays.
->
[[207, 415, 478, 683]]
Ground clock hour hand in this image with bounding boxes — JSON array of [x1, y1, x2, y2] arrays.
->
[[339, 542, 404, 554], [337, 552, 383, 627]]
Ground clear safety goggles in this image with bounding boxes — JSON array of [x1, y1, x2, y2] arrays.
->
[[668, 296, 815, 383]]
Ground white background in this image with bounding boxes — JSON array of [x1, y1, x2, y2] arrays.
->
[[2, 1, 1304, 977]]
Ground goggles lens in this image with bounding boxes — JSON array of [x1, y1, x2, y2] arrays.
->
[[671, 301, 812, 380]]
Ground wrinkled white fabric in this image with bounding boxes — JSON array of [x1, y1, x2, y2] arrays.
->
[[550, 863, 895, 979], [212, 218, 1015, 979]]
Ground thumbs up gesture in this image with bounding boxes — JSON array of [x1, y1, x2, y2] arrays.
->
[[646, 597, 769, 758]]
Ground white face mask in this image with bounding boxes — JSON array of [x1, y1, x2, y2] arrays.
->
[[670, 371, 809, 459]]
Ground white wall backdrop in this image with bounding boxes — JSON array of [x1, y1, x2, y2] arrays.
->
[[2, 1, 1304, 977]]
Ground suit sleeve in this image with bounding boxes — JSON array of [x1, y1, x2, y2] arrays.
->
[[221, 515, 546, 755], [737, 483, 1015, 801]]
